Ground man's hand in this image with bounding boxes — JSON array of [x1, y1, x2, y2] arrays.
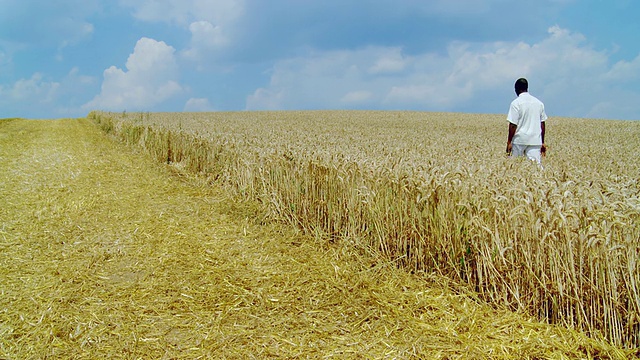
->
[[541, 143, 547, 157], [507, 123, 517, 156]]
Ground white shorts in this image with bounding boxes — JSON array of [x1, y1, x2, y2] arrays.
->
[[511, 144, 542, 164]]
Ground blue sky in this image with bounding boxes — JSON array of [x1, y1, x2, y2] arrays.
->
[[1, 0, 639, 120]]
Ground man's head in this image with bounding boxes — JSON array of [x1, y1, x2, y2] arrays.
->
[[515, 78, 528, 95]]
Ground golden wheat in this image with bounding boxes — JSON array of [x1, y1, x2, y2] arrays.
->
[[88, 110, 640, 347]]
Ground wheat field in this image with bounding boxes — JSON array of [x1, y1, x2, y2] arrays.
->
[[88, 110, 640, 348]]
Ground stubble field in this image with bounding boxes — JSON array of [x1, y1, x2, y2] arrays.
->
[[90, 110, 640, 348]]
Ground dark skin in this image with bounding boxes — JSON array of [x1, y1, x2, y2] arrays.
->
[[506, 89, 547, 156]]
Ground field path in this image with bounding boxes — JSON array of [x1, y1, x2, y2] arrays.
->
[[0, 119, 626, 359]]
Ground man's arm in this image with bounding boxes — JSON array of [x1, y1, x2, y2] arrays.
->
[[541, 121, 546, 156], [507, 122, 517, 155]]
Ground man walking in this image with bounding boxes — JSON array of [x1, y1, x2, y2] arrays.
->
[[506, 78, 547, 163]]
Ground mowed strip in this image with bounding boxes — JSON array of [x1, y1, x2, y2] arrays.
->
[[0, 119, 626, 359]]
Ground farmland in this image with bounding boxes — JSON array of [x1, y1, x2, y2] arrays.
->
[[90, 110, 640, 348], [1, 114, 638, 358]]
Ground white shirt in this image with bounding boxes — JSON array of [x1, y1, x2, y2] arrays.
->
[[507, 92, 547, 145]]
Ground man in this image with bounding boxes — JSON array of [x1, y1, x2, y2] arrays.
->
[[506, 78, 547, 163]]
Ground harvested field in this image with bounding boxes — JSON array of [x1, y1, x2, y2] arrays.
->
[[88, 110, 640, 350], [0, 117, 635, 358]]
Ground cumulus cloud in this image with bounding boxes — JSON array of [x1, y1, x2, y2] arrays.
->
[[247, 26, 639, 118], [122, 0, 244, 63], [184, 97, 214, 111], [84, 37, 183, 111], [386, 25, 611, 109], [246, 88, 284, 111], [368, 49, 409, 75], [181, 20, 230, 64], [0, 73, 60, 103], [603, 54, 640, 82], [247, 47, 411, 110], [121, 0, 244, 26], [0, 67, 98, 117], [341, 91, 373, 104], [245, 46, 455, 110], [189, 21, 228, 47]]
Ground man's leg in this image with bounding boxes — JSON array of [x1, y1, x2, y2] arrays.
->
[[511, 144, 525, 158], [524, 145, 542, 164]]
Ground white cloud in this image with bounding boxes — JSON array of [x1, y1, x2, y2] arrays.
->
[[247, 26, 638, 118], [121, 0, 244, 26], [386, 25, 610, 108], [121, 0, 245, 65], [247, 47, 411, 110], [385, 83, 459, 108], [603, 54, 640, 82], [189, 21, 228, 47], [181, 20, 230, 64], [368, 49, 409, 75], [246, 88, 284, 110], [0, 67, 99, 117], [342, 91, 373, 104], [0, 73, 60, 103], [67, 67, 95, 86], [57, 16, 95, 45], [184, 97, 214, 111], [245, 46, 461, 110], [84, 37, 183, 111]]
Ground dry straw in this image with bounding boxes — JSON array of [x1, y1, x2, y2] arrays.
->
[[88, 110, 640, 348]]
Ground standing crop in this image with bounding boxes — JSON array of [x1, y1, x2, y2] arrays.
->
[[89, 110, 640, 347]]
